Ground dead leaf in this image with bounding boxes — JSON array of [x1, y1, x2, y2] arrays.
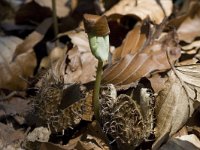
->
[[0, 18, 52, 90], [153, 64, 200, 149], [176, 134, 200, 148], [40, 142, 68, 150], [102, 23, 181, 88], [112, 20, 150, 60], [12, 18, 52, 60], [105, 0, 173, 24], [55, 30, 97, 84], [169, 1, 200, 43], [0, 36, 35, 90], [149, 74, 168, 94], [0, 97, 31, 117], [0, 123, 24, 147], [159, 137, 200, 150], [40, 121, 109, 150]]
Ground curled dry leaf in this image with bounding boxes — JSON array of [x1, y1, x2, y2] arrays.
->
[[0, 18, 52, 90], [40, 121, 109, 150], [0, 97, 31, 117], [177, 134, 200, 149], [0, 36, 35, 90], [0, 123, 25, 148], [159, 137, 200, 150], [169, 1, 200, 43], [55, 30, 97, 84], [102, 22, 181, 88], [154, 64, 200, 149], [105, 0, 173, 24], [12, 18, 52, 60]]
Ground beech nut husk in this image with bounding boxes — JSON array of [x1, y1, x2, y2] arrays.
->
[[83, 14, 110, 36]]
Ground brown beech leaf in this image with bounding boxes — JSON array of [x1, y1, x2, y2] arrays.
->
[[112, 20, 150, 60], [0, 97, 31, 117], [169, 1, 200, 43], [12, 18, 52, 60], [0, 123, 25, 147], [159, 136, 200, 150], [40, 121, 109, 150], [54, 30, 97, 84], [102, 23, 181, 88], [105, 0, 173, 24], [0, 18, 52, 90], [153, 64, 200, 149], [0, 36, 36, 90]]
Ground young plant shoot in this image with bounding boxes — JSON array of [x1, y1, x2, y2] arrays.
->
[[83, 14, 110, 122]]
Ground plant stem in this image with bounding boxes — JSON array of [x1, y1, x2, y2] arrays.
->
[[52, 0, 59, 46], [93, 60, 103, 122]]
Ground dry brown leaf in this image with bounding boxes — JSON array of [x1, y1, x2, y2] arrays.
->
[[105, 0, 173, 24], [40, 121, 109, 150], [0, 123, 25, 148], [13, 18, 52, 60], [0, 36, 23, 63], [182, 40, 200, 52], [55, 30, 97, 84], [0, 36, 35, 90], [102, 24, 181, 88], [0, 18, 52, 90], [176, 134, 200, 148], [178, 12, 200, 43], [112, 21, 150, 60], [159, 137, 200, 150], [153, 64, 200, 149], [40, 142, 68, 150], [153, 71, 191, 149], [148, 74, 168, 94], [169, 1, 200, 43], [0, 97, 31, 117]]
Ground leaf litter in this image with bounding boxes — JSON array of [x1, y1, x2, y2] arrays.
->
[[1, 0, 200, 150]]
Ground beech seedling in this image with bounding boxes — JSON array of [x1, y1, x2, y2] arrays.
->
[[83, 14, 110, 122]]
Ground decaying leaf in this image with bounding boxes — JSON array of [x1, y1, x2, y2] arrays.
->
[[154, 64, 200, 149], [177, 2, 200, 43], [0, 122, 25, 148], [112, 20, 150, 60], [102, 22, 181, 88], [12, 18, 52, 60], [159, 137, 200, 150], [168, 1, 200, 43], [40, 121, 109, 150], [0, 18, 52, 90], [0, 36, 35, 90], [55, 30, 97, 84], [0, 97, 31, 117], [177, 134, 200, 149], [105, 0, 173, 24]]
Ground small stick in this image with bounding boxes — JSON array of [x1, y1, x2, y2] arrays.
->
[[52, 0, 59, 46]]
